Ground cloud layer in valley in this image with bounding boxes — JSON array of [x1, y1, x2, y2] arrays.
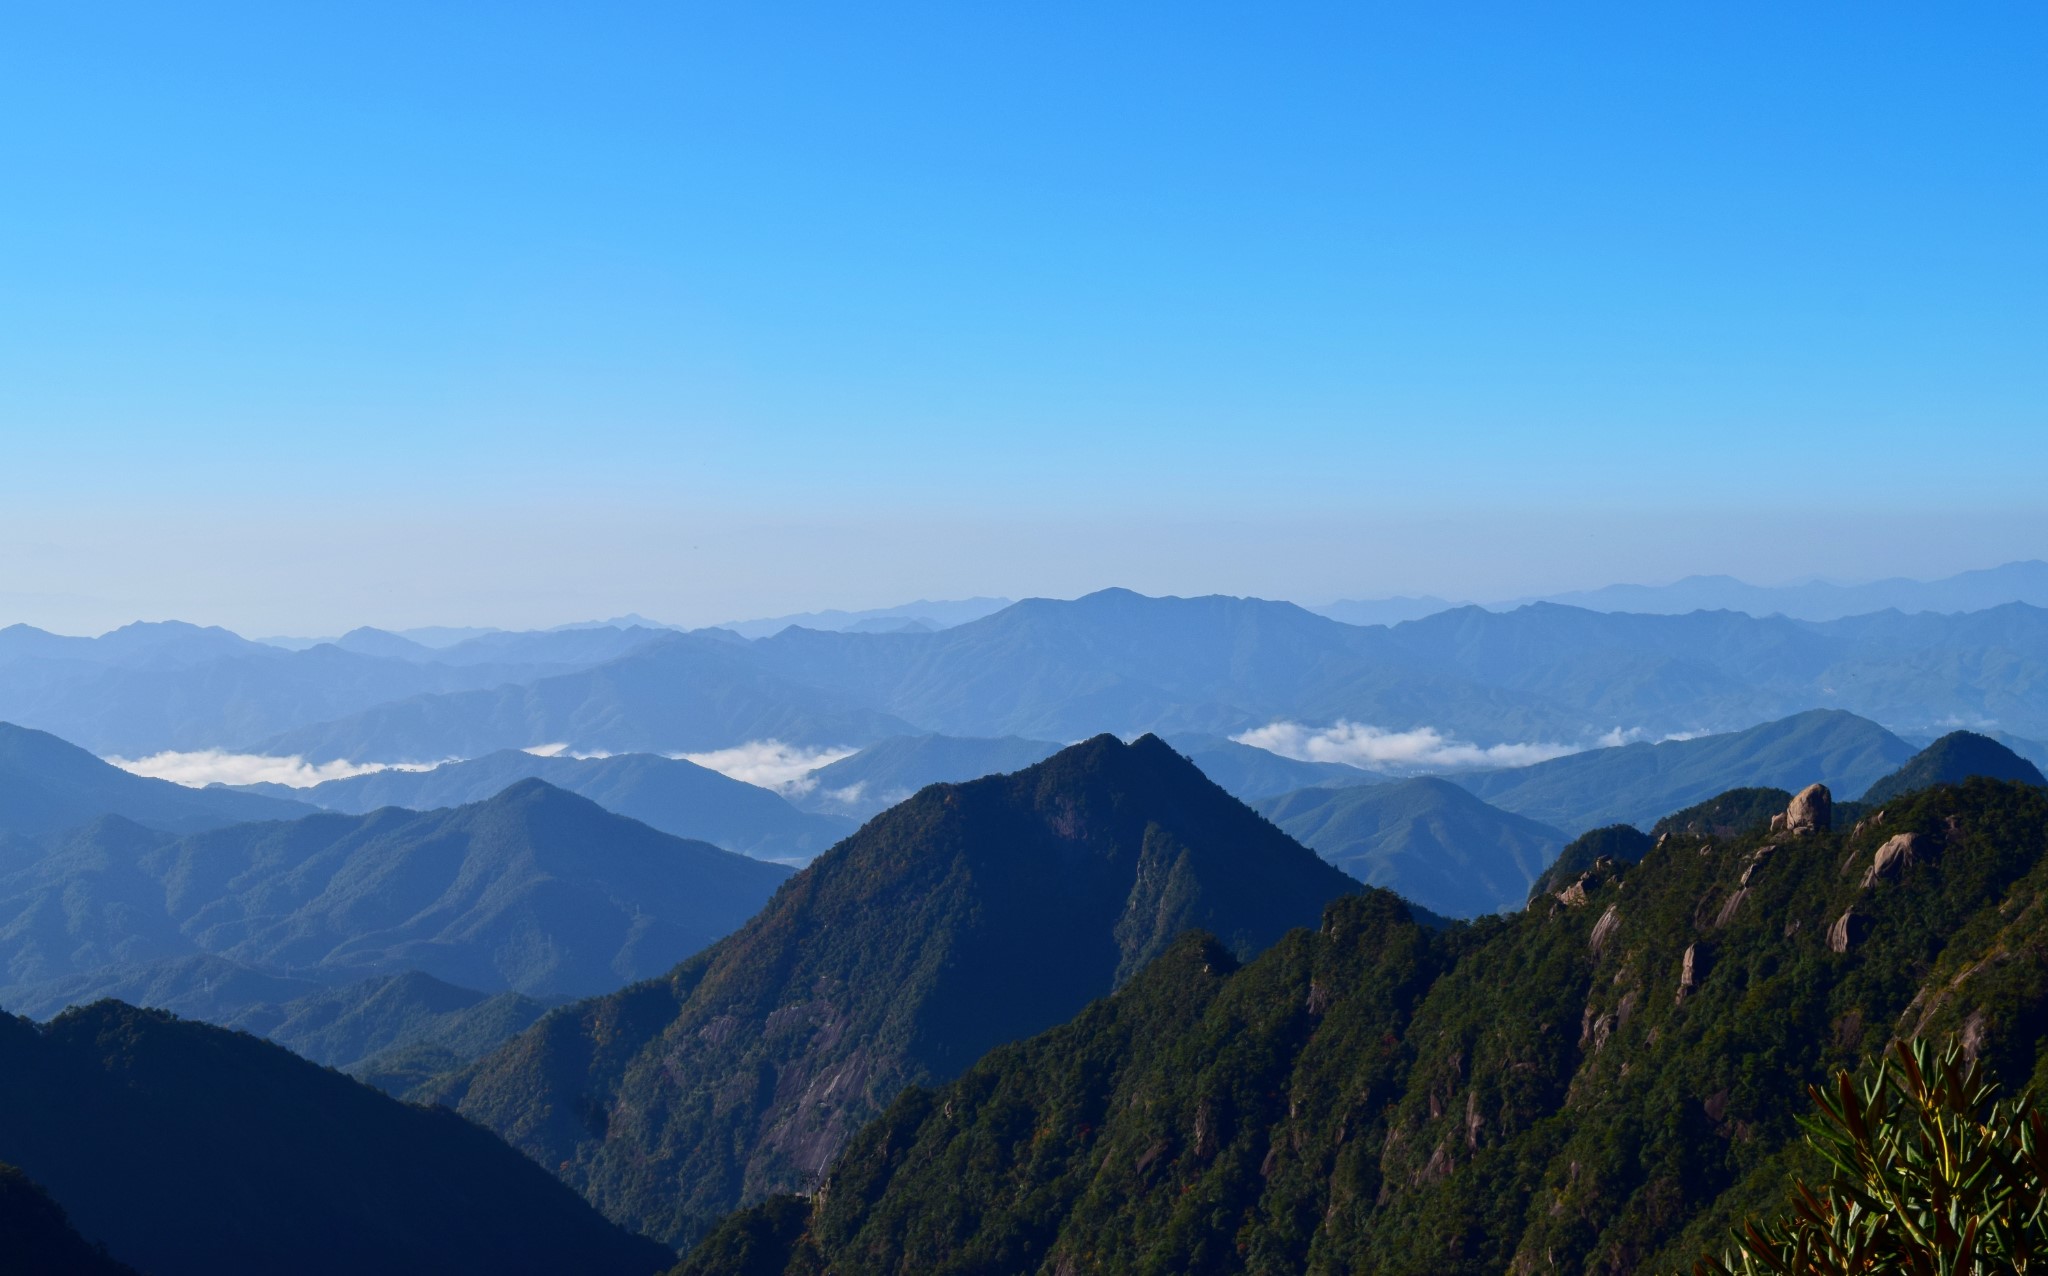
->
[[1232, 721, 1584, 773], [108, 750, 439, 789], [677, 741, 858, 795]]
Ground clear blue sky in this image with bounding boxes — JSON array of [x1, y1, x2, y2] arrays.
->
[[2, 3, 2043, 632]]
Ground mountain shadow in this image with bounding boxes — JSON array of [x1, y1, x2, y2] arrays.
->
[[0, 1001, 673, 1276]]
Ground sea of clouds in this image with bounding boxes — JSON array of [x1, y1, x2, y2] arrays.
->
[[107, 750, 440, 788], [1230, 721, 1681, 773]]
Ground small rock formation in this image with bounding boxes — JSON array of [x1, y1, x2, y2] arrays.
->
[[1675, 943, 1700, 1005], [1860, 832, 1925, 889], [1785, 784, 1832, 835], [1827, 908, 1864, 954], [1589, 903, 1621, 955], [1713, 887, 1749, 928], [1555, 877, 1591, 908], [1738, 845, 1776, 887]]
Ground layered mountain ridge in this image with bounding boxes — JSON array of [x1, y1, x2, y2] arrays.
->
[[424, 734, 1362, 1247]]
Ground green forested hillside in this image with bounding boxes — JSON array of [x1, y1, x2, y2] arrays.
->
[[1259, 777, 1567, 916], [1453, 710, 1913, 834], [677, 776, 2048, 1275], [1858, 729, 2045, 804], [424, 735, 1361, 1248], [0, 1001, 673, 1276], [0, 779, 790, 997]]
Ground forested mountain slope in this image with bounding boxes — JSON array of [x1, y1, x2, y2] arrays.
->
[[0, 780, 790, 997], [1259, 777, 1566, 916], [423, 735, 1360, 1248], [679, 775, 2048, 1275]]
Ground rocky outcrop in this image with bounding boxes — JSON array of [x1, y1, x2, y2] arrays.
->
[[1827, 908, 1867, 954], [1589, 904, 1621, 955], [1784, 784, 1832, 835], [1860, 832, 1925, 888], [1675, 943, 1700, 1005]]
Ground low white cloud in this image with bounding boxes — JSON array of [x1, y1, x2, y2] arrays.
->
[[1230, 721, 1583, 773], [107, 750, 440, 789], [675, 740, 858, 796], [522, 743, 614, 760]]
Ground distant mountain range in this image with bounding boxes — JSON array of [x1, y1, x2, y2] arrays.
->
[[0, 721, 310, 838], [0, 1001, 673, 1275], [793, 732, 1064, 817], [244, 592, 2048, 768], [426, 734, 1360, 1247], [1523, 559, 2048, 620], [13, 583, 2048, 765], [712, 597, 1013, 639], [255, 631, 915, 761], [0, 620, 673, 755], [1449, 708, 1917, 834], [1311, 559, 2048, 625], [0, 769, 790, 999], [239, 747, 854, 862]]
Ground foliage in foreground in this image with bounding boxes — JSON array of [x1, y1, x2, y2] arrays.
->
[[1694, 1038, 2048, 1276]]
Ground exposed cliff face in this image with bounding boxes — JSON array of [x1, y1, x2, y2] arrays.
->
[[423, 735, 1360, 1248], [679, 775, 2048, 1276]]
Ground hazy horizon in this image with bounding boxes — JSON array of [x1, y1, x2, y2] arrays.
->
[[5, 6, 2043, 634]]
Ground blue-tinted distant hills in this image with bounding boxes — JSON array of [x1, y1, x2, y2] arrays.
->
[[1450, 709, 1915, 834], [0, 779, 790, 998], [796, 733, 1064, 817], [1162, 731, 1385, 800], [0, 622, 671, 756], [1518, 559, 2048, 621], [0, 722, 311, 838], [1258, 776, 1566, 917], [249, 747, 854, 861], [256, 631, 916, 762], [715, 597, 1013, 639], [235, 593, 2048, 767], [16, 586, 2048, 766]]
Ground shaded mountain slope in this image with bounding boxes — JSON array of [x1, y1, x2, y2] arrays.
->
[[258, 633, 915, 762], [1259, 777, 1567, 916], [0, 1001, 673, 1276], [685, 776, 2048, 1276], [1858, 729, 2046, 804], [0, 721, 310, 839], [263, 748, 855, 862], [0, 1163, 138, 1276], [1453, 709, 1914, 833], [0, 782, 791, 997], [2, 955, 557, 1094], [424, 734, 1360, 1248]]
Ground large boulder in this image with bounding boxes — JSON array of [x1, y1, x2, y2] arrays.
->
[[1784, 783, 1832, 835]]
